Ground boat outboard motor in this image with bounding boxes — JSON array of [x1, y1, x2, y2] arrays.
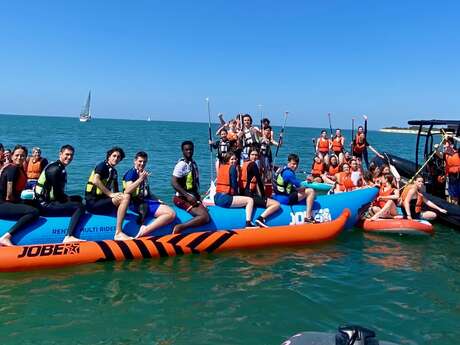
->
[[336, 325, 378, 345], [282, 325, 400, 345]]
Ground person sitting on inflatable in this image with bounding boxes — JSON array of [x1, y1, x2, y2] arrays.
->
[[369, 174, 400, 221], [322, 154, 340, 185], [240, 147, 280, 227], [214, 152, 256, 228], [273, 153, 317, 223], [35, 144, 86, 243], [24, 147, 48, 189], [123, 151, 176, 237], [350, 159, 364, 189], [171, 141, 210, 234], [309, 155, 325, 183], [315, 129, 331, 165], [85, 147, 132, 240], [400, 175, 447, 220], [333, 163, 355, 193], [0, 145, 40, 246]]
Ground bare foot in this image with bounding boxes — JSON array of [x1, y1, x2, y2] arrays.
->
[[0, 235, 14, 247], [172, 224, 185, 234], [135, 225, 147, 238], [114, 232, 133, 241], [63, 235, 85, 243]]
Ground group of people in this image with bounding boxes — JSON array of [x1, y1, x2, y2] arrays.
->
[[0, 113, 455, 246], [0, 144, 178, 246]]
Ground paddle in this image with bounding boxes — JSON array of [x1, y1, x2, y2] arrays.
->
[[205, 97, 214, 182], [350, 117, 355, 152], [327, 112, 333, 137], [274, 111, 288, 158]]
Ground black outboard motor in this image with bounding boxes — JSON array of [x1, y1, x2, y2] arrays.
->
[[282, 325, 399, 345], [336, 325, 378, 345]]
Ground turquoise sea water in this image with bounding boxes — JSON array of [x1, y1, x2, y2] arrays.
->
[[0, 114, 459, 345]]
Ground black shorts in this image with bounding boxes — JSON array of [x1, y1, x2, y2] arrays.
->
[[85, 197, 116, 215], [243, 191, 267, 208]]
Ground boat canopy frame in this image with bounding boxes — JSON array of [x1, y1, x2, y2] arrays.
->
[[407, 120, 460, 170]]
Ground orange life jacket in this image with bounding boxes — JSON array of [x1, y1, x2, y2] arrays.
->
[[400, 185, 423, 213], [328, 164, 340, 176], [216, 164, 236, 195], [317, 138, 330, 153], [13, 167, 28, 196], [445, 151, 460, 174], [353, 134, 366, 154], [375, 186, 395, 208], [227, 131, 238, 142], [311, 161, 325, 177], [337, 172, 355, 192], [332, 136, 343, 153], [239, 161, 257, 192], [26, 158, 43, 180]]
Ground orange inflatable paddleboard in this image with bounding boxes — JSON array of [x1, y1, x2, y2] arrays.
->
[[360, 218, 434, 236]]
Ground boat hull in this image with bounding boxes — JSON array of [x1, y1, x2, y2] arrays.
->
[[0, 210, 350, 272]]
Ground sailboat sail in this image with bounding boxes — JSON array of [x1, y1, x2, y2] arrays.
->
[[79, 91, 91, 122]]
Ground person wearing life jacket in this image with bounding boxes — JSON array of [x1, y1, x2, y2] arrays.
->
[[309, 155, 325, 183], [171, 141, 210, 234], [322, 154, 340, 184], [240, 147, 280, 227], [214, 152, 256, 227], [0, 143, 5, 171], [342, 151, 352, 165], [123, 151, 176, 238], [237, 114, 261, 162], [442, 137, 460, 205], [400, 175, 447, 220], [369, 174, 400, 220], [273, 153, 317, 223], [0, 145, 40, 246], [351, 115, 384, 169], [85, 146, 132, 240], [315, 129, 331, 165], [3, 148, 12, 165], [210, 128, 233, 175], [349, 158, 364, 189], [334, 163, 355, 193], [259, 125, 279, 188], [24, 147, 48, 189], [33, 144, 86, 243], [331, 129, 345, 164]]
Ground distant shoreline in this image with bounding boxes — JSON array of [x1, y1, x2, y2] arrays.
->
[[380, 127, 441, 134]]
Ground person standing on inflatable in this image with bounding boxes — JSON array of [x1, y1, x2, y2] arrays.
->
[[238, 114, 261, 162], [34, 144, 86, 243], [352, 115, 383, 169], [441, 137, 460, 205], [171, 141, 209, 234], [123, 151, 176, 237], [331, 129, 345, 164], [85, 147, 131, 240], [273, 154, 317, 223], [0, 145, 40, 246], [315, 129, 331, 165]]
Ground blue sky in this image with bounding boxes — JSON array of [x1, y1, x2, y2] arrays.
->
[[0, 0, 459, 129]]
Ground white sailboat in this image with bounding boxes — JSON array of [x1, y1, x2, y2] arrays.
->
[[79, 91, 92, 122]]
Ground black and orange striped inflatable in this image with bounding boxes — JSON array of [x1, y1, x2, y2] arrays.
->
[[0, 209, 349, 272]]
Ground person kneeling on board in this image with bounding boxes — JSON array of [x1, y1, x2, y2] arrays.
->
[[123, 151, 175, 237], [240, 147, 280, 227], [0, 145, 40, 246], [273, 153, 317, 223], [171, 141, 209, 234], [34, 144, 86, 243], [400, 175, 447, 221], [214, 152, 256, 228], [85, 147, 131, 240]]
